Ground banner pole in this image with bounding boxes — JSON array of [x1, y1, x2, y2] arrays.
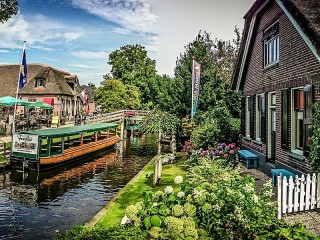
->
[[191, 56, 195, 119], [12, 41, 26, 133]]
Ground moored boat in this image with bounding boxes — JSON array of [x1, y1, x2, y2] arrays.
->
[[10, 123, 119, 171]]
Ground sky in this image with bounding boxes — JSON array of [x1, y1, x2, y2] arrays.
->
[[0, 0, 255, 85]]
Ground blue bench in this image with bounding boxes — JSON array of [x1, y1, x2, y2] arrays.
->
[[271, 169, 296, 186], [238, 150, 258, 169]]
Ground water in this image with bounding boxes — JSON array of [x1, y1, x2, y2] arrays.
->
[[0, 134, 157, 239]]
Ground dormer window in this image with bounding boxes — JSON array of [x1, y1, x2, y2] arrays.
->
[[263, 22, 279, 68], [36, 78, 45, 87], [67, 82, 75, 90]]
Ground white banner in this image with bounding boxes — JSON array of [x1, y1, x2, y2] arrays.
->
[[12, 134, 39, 155]]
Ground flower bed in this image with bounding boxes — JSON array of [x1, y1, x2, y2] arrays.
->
[[57, 145, 317, 240]]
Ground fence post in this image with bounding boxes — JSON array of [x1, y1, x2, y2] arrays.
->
[[288, 176, 294, 213], [293, 176, 300, 212], [282, 176, 288, 214], [300, 174, 306, 211], [153, 158, 159, 186], [306, 174, 311, 210], [277, 175, 282, 219], [311, 173, 317, 209]]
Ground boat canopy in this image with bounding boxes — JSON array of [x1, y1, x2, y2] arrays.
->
[[22, 123, 118, 139]]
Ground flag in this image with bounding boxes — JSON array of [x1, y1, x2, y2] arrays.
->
[[80, 88, 87, 104], [191, 59, 201, 118], [19, 49, 27, 89]]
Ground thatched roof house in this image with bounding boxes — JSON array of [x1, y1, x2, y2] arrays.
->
[[0, 63, 82, 97], [0, 63, 89, 116]]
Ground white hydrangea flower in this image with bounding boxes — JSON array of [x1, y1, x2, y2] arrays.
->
[[252, 194, 259, 203], [212, 204, 221, 211], [174, 176, 183, 185], [243, 184, 254, 192], [164, 186, 174, 194], [153, 202, 158, 207], [177, 191, 185, 198]]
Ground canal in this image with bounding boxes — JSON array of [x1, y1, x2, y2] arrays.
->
[[0, 134, 157, 239]]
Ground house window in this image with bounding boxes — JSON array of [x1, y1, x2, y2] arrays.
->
[[291, 86, 313, 155], [28, 98, 37, 102], [36, 78, 45, 87], [263, 22, 279, 67], [246, 96, 254, 138], [256, 94, 266, 142]]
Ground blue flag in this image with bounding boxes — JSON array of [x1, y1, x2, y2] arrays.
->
[[19, 49, 27, 89]]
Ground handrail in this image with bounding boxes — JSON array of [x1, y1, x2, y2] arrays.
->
[[85, 110, 151, 124]]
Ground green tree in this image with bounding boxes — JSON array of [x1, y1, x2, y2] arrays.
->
[[0, 0, 18, 23], [139, 109, 180, 135], [96, 79, 140, 112], [174, 29, 241, 118], [108, 44, 157, 105]]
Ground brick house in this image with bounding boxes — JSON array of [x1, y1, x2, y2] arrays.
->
[[231, 0, 320, 175], [0, 63, 90, 117]]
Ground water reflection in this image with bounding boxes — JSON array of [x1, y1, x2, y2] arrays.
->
[[0, 134, 157, 240]]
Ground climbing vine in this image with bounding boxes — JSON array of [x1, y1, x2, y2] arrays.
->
[[310, 101, 320, 172]]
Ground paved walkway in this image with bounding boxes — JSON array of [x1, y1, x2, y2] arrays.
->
[[239, 163, 320, 236]]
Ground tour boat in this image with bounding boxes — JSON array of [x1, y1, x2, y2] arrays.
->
[[10, 123, 119, 171]]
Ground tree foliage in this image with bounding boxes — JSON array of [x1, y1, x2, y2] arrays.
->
[[191, 102, 241, 149], [0, 0, 18, 23], [310, 101, 320, 172], [108, 44, 157, 105], [174, 29, 241, 118], [139, 109, 180, 135], [96, 79, 140, 112]]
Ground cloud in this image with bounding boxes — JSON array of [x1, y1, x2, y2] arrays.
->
[[39, 56, 58, 61], [0, 13, 84, 49], [70, 50, 109, 59], [70, 0, 157, 35], [0, 50, 10, 53]]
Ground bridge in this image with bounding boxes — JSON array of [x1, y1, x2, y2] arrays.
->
[[86, 110, 151, 140]]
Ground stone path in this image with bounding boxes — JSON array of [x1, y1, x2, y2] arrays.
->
[[239, 163, 320, 236]]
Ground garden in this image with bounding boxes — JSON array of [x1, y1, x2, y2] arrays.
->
[[56, 142, 317, 240]]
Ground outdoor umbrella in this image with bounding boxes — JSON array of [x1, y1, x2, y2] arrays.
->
[[28, 101, 53, 109], [0, 96, 30, 107]]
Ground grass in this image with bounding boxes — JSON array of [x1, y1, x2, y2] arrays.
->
[[95, 152, 187, 229]]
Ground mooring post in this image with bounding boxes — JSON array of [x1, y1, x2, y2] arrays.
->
[[120, 120, 124, 140]]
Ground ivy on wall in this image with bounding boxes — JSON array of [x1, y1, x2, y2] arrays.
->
[[310, 101, 320, 172]]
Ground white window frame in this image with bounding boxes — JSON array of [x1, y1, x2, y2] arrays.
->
[[255, 94, 264, 141], [246, 96, 250, 138], [291, 87, 304, 155], [264, 36, 279, 67]]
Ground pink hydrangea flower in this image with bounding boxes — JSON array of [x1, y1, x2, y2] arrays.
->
[[224, 154, 228, 159], [230, 150, 234, 155]]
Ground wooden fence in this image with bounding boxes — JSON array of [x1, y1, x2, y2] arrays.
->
[[277, 173, 320, 219]]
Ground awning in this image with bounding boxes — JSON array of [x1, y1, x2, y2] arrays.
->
[[43, 98, 54, 106]]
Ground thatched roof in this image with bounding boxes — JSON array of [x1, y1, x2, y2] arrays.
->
[[0, 63, 82, 97], [231, 0, 320, 90]]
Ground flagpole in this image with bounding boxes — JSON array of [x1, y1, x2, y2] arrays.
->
[[191, 56, 195, 119], [12, 41, 26, 133]]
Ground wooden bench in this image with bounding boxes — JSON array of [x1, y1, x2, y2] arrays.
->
[[271, 169, 296, 187], [238, 150, 258, 169]]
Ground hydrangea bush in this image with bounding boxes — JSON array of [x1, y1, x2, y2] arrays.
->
[[120, 145, 316, 240]]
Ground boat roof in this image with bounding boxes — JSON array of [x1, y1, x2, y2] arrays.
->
[[20, 123, 118, 138]]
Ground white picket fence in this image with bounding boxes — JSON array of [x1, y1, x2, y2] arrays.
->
[[277, 173, 320, 219]]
